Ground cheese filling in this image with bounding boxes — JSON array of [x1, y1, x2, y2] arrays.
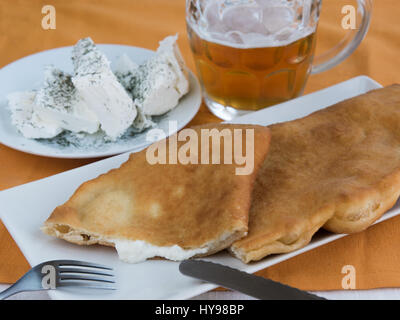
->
[[112, 239, 208, 263]]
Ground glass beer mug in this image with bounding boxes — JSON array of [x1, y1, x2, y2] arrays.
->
[[186, 0, 372, 120]]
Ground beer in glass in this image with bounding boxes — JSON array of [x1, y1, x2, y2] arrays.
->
[[186, 0, 372, 120]]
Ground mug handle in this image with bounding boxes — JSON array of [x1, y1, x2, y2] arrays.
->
[[311, 0, 373, 74]]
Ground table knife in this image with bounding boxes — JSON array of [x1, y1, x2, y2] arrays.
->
[[179, 260, 326, 300]]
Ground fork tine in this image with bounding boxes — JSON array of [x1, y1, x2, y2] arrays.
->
[[58, 267, 114, 277], [54, 260, 113, 270], [59, 274, 115, 283], [57, 281, 116, 290]]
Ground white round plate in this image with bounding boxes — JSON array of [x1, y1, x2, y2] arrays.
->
[[0, 45, 201, 158]]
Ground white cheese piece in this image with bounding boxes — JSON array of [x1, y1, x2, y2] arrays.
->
[[131, 102, 155, 132], [112, 239, 208, 263], [114, 55, 155, 131], [72, 37, 137, 140], [113, 53, 138, 79], [34, 66, 100, 134], [121, 35, 190, 116], [158, 35, 190, 97], [7, 91, 62, 139]]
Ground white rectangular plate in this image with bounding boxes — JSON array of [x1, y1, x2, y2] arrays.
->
[[0, 76, 393, 300]]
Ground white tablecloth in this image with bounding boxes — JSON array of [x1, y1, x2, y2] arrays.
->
[[1, 283, 400, 300]]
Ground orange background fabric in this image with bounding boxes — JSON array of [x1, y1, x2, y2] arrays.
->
[[0, 0, 399, 291]]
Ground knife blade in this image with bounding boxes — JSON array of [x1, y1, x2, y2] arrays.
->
[[179, 260, 326, 300]]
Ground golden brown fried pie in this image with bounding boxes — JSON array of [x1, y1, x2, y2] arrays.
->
[[231, 85, 400, 263], [42, 123, 271, 263]]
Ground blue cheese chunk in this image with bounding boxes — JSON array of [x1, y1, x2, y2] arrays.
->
[[35, 66, 100, 134], [72, 38, 137, 140], [7, 91, 62, 139], [118, 35, 189, 116]]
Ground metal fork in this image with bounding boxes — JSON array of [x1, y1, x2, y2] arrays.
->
[[0, 260, 116, 299]]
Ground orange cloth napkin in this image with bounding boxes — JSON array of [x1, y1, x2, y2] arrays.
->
[[0, 0, 400, 291]]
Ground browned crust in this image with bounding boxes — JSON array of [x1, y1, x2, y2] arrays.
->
[[42, 123, 271, 258], [231, 84, 400, 263]]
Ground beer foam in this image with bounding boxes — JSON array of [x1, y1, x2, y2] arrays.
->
[[188, 0, 317, 49]]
